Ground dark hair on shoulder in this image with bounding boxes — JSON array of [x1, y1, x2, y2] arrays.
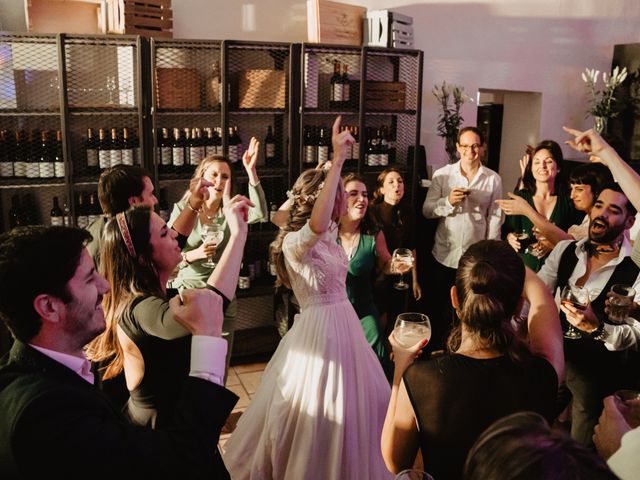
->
[[569, 163, 614, 200], [98, 164, 152, 215], [86, 205, 161, 379], [457, 126, 485, 145], [0, 226, 91, 342], [596, 181, 637, 217], [464, 411, 618, 480], [448, 240, 528, 361], [342, 172, 378, 235], [521, 140, 563, 195]]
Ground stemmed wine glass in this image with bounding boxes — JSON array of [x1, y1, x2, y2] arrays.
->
[[392, 248, 413, 290], [513, 229, 533, 254], [200, 223, 224, 269], [395, 469, 434, 480], [560, 284, 589, 340], [393, 313, 432, 348]]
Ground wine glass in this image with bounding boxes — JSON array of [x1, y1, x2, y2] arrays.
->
[[393, 313, 431, 348], [560, 284, 589, 340], [201, 223, 224, 268], [395, 469, 434, 480], [392, 248, 413, 290], [513, 229, 533, 254], [531, 227, 547, 259]]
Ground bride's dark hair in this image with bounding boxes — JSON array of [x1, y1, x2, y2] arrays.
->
[[270, 168, 328, 289]]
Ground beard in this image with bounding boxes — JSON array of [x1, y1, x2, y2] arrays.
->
[[588, 216, 627, 244]]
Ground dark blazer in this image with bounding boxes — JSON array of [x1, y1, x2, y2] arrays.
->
[[0, 340, 237, 479]]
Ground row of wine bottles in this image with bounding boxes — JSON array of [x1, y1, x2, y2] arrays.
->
[[85, 127, 142, 172], [157, 125, 282, 171], [0, 129, 65, 179], [302, 124, 396, 166], [7, 194, 69, 229]]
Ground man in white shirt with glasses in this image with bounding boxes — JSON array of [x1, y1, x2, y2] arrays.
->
[[422, 126, 503, 348]]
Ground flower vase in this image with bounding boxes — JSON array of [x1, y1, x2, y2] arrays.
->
[[594, 116, 608, 134]]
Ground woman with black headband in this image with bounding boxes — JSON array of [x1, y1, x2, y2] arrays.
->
[[86, 181, 252, 433]]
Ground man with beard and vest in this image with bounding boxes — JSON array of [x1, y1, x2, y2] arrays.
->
[[537, 183, 640, 446]]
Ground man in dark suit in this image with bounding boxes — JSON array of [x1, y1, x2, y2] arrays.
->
[[0, 225, 237, 478]]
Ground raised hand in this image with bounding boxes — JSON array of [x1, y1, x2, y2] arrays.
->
[[242, 136, 260, 172], [222, 173, 253, 237], [495, 192, 535, 217], [188, 177, 214, 210], [170, 288, 224, 337], [331, 116, 354, 167], [563, 126, 611, 159]]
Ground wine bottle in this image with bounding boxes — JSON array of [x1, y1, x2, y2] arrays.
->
[[158, 187, 170, 222], [206, 60, 222, 109], [50, 196, 64, 226], [98, 128, 110, 170], [228, 126, 241, 166], [303, 126, 316, 165], [378, 128, 389, 166], [109, 127, 121, 167], [172, 128, 185, 168], [215, 127, 224, 156], [366, 128, 380, 166], [341, 64, 350, 107], [76, 192, 89, 229], [203, 127, 214, 157], [159, 127, 172, 170], [189, 127, 204, 166], [121, 127, 134, 166], [87, 192, 101, 225], [38, 130, 54, 178], [264, 126, 275, 167], [53, 130, 65, 178], [85, 128, 98, 172], [330, 60, 342, 108], [8, 194, 23, 229], [13, 130, 27, 178], [317, 127, 330, 165], [62, 200, 71, 227], [0, 129, 13, 178], [26, 130, 39, 179]]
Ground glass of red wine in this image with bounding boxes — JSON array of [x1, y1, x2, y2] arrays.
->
[[560, 284, 589, 340], [513, 230, 534, 254]]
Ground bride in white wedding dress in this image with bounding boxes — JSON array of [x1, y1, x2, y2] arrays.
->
[[223, 117, 392, 480]]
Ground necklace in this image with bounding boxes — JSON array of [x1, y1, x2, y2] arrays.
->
[[200, 205, 222, 222], [340, 232, 360, 260]]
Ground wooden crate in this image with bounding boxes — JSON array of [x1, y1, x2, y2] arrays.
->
[[107, 0, 173, 38], [155, 68, 200, 109], [307, 0, 366, 46], [365, 81, 406, 110]]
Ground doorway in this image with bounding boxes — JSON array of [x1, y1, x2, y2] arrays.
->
[[477, 89, 542, 193]]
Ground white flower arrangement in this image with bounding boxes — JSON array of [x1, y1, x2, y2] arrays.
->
[[582, 66, 628, 120]]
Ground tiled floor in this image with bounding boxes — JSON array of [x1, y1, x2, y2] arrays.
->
[[219, 361, 268, 453]]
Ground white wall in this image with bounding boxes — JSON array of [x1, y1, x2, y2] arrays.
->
[[136, 1, 640, 171]]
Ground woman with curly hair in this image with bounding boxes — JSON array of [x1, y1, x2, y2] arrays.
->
[[224, 117, 393, 479]]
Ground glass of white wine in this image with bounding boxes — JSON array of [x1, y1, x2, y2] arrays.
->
[[392, 248, 413, 290], [201, 223, 224, 268], [560, 284, 589, 340], [393, 313, 431, 349]]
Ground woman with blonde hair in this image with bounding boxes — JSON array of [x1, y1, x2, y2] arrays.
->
[[168, 138, 268, 373], [224, 117, 393, 479]]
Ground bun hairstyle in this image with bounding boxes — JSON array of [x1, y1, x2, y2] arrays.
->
[[447, 240, 528, 360], [270, 168, 329, 289]]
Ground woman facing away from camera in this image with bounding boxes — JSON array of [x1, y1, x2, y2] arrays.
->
[[382, 239, 564, 480], [223, 117, 393, 479]]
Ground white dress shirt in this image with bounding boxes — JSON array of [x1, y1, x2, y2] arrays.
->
[[31, 335, 227, 387], [537, 237, 640, 351], [423, 161, 503, 268], [608, 426, 640, 480]]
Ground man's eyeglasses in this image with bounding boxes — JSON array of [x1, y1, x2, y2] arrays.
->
[[458, 143, 482, 151]]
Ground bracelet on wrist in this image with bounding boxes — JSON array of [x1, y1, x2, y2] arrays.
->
[[590, 323, 608, 342], [186, 198, 201, 213]]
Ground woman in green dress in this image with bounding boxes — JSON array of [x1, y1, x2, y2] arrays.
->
[[500, 140, 581, 271], [338, 173, 409, 375]]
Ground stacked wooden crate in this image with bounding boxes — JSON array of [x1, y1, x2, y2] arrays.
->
[[107, 0, 173, 37]]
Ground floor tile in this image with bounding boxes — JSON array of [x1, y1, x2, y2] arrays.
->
[[233, 361, 268, 374], [239, 370, 263, 395], [226, 383, 250, 410], [225, 369, 240, 387]]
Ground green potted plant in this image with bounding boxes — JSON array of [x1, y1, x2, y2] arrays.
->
[[433, 81, 472, 163], [582, 66, 628, 133]]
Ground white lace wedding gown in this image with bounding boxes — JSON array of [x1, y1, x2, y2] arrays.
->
[[223, 222, 392, 479]]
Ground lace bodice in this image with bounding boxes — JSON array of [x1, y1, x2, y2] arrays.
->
[[283, 221, 348, 308]]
